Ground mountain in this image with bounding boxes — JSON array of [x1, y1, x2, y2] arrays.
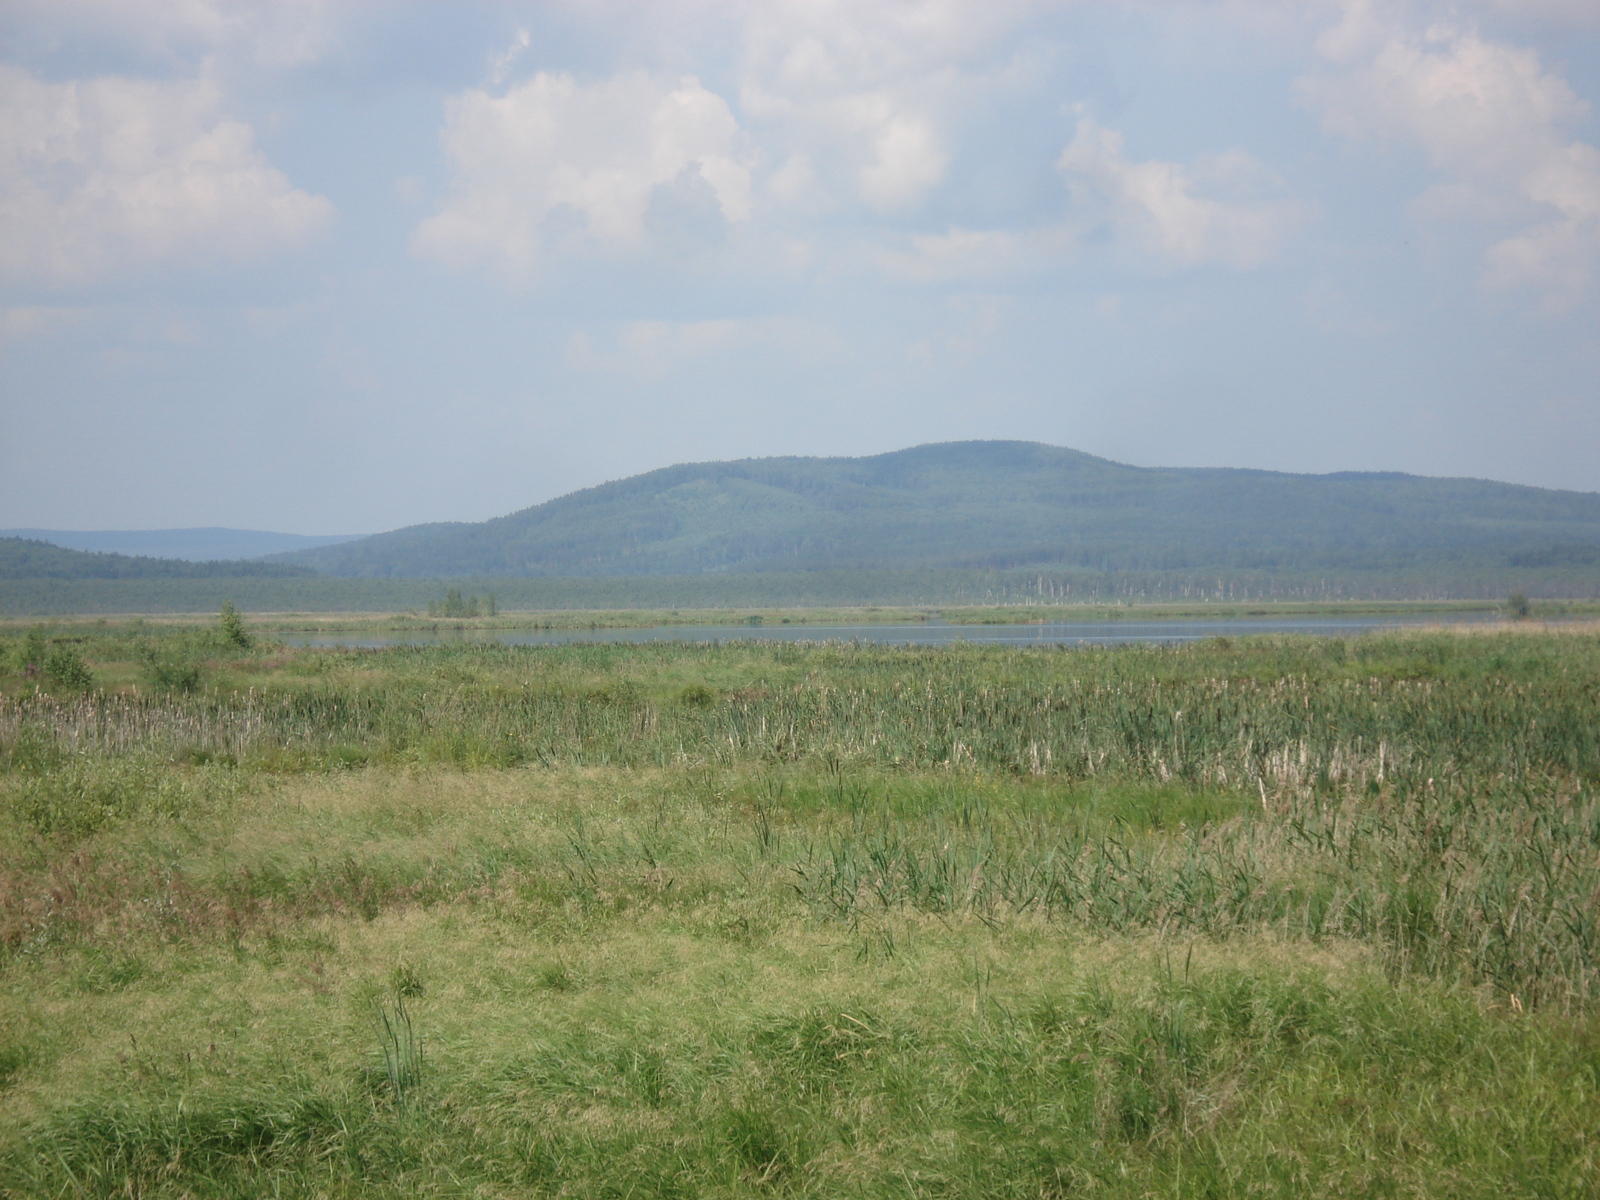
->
[[0, 528, 363, 562], [0, 538, 316, 580], [271, 441, 1600, 580]]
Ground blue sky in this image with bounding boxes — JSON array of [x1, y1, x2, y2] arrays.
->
[[2, 0, 1596, 534]]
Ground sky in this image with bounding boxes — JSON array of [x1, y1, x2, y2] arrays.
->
[[1, 0, 1597, 535]]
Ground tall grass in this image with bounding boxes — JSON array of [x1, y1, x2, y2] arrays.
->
[[5, 632, 1598, 784], [6, 918, 1598, 1198], [3, 629, 1600, 1196]]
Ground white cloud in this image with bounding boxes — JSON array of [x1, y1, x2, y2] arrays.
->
[[734, 1, 1032, 215], [415, 4, 1077, 281], [489, 28, 531, 87], [848, 94, 949, 211], [0, 66, 333, 287], [747, 82, 951, 216], [1057, 118, 1304, 269], [413, 72, 751, 277], [1299, 3, 1600, 303]]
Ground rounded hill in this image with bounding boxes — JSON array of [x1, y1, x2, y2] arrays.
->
[[270, 441, 1600, 579]]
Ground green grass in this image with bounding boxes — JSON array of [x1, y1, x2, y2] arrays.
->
[[2, 625, 1599, 1196]]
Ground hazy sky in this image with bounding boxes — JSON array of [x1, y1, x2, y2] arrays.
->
[[2, 0, 1597, 534]]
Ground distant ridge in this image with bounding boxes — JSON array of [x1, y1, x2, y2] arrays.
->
[[271, 441, 1600, 580], [0, 538, 315, 581], [0, 527, 364, 562]]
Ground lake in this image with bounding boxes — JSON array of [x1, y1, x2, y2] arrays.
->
[[277, 612, 1509, 649]]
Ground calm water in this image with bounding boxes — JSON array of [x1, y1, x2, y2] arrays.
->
[[277, 612, 1505, 650]]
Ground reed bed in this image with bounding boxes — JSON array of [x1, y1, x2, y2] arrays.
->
[[4, 633, 1597, 785]]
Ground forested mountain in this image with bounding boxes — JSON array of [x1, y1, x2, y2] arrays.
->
[[0, 528, 363, 562], [273, 441, 1600, 579], [0, 538, 314, 580]]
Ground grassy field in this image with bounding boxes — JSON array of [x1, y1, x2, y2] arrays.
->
[[2, 621, 1599, 1197]]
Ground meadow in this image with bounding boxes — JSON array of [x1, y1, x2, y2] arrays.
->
[[1, 621, 1598, 1197]]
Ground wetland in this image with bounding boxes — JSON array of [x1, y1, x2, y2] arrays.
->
[[1, 618, 1598, 1197]]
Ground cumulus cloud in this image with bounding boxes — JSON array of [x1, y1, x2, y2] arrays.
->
[[1057, 118, 1304, 269], [0, 66, 333, 287], [414, 3, 1080, 283], [1299, 2, 1600, 303], [412, 72, 751, 277], [735, 0, 1027, 215], [745, 82, 950, 216]]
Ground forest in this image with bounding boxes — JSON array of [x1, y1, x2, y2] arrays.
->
[[7, 564, 1600, 616], [270, 441, 1600, 580], [0, 538, 313, 582]]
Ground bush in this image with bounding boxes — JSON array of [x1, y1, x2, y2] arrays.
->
[[41, 645, 92, 689], [1505, 591, 1532, 619], [143, 647, 202, 693]]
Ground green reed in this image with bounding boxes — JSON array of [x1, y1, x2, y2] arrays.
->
[[4, 633, 1598, 786], [3, 631, 1598, 1004]]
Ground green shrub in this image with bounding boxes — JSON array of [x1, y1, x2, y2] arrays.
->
[[41, 645, 92, 689], [678, 683, 717, 706], [142, 647, 202, 693]]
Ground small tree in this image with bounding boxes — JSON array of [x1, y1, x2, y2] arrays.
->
[[1505, 591, 1532, 620], [219, 600, 251, 649]]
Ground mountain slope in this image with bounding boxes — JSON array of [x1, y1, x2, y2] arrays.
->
[[0, 538, 315, 580], [274, 441, 1600, 579], [0, 528, 364, 562]]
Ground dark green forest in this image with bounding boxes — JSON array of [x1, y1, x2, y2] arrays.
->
[[271, 441, 1600, 580], [8, 442, 1598, 612], [4, 565, 1600, 616], [0, 538, 313, 581]]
